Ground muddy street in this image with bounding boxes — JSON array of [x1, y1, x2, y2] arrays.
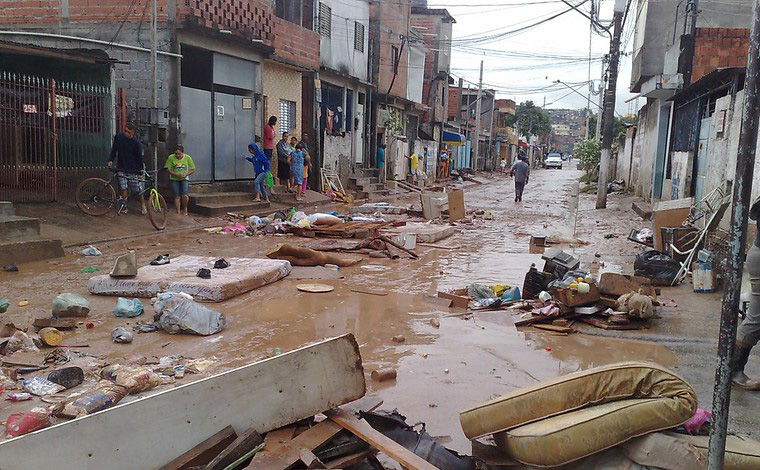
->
[[2, 166, 726, 454]]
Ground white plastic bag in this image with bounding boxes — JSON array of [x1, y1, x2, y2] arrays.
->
[[153, 292, 225, 335]]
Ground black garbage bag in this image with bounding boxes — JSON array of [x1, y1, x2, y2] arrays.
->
[[634, 250, 681, 285]]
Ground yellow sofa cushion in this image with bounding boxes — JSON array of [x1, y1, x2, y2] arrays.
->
[[460, 361, 696, 440]]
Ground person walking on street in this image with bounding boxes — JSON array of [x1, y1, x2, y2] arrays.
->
[[107, 123, 147, 214], [263, 116, 276, 164], [164, 144, 195, 215], [733, 197, 760, 390], [377, 143, 386, 183], [276, 132, 293, 190], [245, 136, 270, 202], [510, 154, 530, 202]]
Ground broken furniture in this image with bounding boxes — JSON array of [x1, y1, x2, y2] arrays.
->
[[459, 362, 697, 467], [652, 198, 694, 251], [541, 248, 580, 280], [88, 256, 291, 302]]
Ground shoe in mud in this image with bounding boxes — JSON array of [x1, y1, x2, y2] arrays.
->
[[213, 258, 230, 269], [196, 268, 211, 279], [150, 254, 170, 266], [117, 198, 128, 214], [3, 263, 19, 272]]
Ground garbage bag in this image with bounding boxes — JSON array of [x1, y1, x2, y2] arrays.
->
[[52, 292, 91, 318], [634, 251, 681, 285], [500, 286, 522, 302], [101, 364, 161, 394], [58, 380, 128, 418], [80, 245, 102, 256], [5, 407, 52, 437], [467, 283, 495, 300], [113, 297, 144, 318], [0, 298, 9, 313], [154, 293, 225, 335], [111, 327, 134, 343]]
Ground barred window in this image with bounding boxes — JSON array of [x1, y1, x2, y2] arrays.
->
[[354, 21, 365, 52], [318, 2, 331, 37], [279, 100, 296, 134]]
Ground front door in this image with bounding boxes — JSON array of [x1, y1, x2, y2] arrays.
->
[[180, 86, 213, 182], [355, 93, 365, 164], [694, 116, 711, 202], [214, 93, 236, 180]]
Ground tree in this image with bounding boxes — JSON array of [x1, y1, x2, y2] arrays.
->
[[575, 139, 601, 181], [588, 114, 637, 140], [514, 101, 552, 141]]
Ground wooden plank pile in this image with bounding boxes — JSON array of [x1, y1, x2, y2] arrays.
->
[[293, 221, 404, 239]]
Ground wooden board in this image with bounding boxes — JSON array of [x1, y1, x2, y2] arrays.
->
[[437, 290, 469, 309], [533, 324, 574, 334], [350, 287, 388, 296], [447, 189, 465, 221], [553, 284, 600, 307], [157, 426, 237, 470], [245, 420, 343, 470], [0, 334, 366, 470], [599, 273, 657, 298], [326, 450, 372, 469], [580, 316, 649, 330], [205, 428, 264, 470], [326, 408, 441, 470], [32, 318, 78, 329]]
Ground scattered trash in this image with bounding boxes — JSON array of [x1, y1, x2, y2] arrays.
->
[[361, 265, 390, 272], [538, 291, 552, 303], [604, 233, 618, 239], [213, 258, 230, 269], [6, 392, 32, 402], [153, 292, 226, 335], [110, 250, 137, 277], [371, 368, 397, 382], [133, 321, 161, 333], [430, 318, 441, 328], [296, 283, 335, 293], [101, 364, 161, 394], [17, 300, 28, 307], [196, 268, 211, 279], [38, 327, 63, 347], [5, 331, 39, 355], [204, 227, 223, 234], [111, 327, 134, 343], [23, 376, 66, 396], [545, 347, 552, 351], [80, 245, 102, 256], [186, 358, 216, 374], [0, 298, 8, 313], [392, 335, 406, 343], [3, 263, 19, 273], [663, 299, 679, 308], [47, 367, 84, 389], [150, 254, 170, 266], [52, 293, 91, 318], [681, 408, 712, 435], [223, 222, 247, 233], [634, 251, 681, 286], [5, 407, 51, 437], [80, 266, 99, 273], [113, 297, 144, 318], [58, 380, 128, 418]]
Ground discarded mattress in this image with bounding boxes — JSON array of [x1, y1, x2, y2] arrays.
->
[[460, 362, 696, 467], [88, 256, 291, 302]]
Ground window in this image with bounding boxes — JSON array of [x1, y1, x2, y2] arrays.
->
[[318, 2, 331, 37], [391, 45, 399, 71], [275, 0, 302, 25], [279, 100, 296, 134], [354, 21, 365, 52]]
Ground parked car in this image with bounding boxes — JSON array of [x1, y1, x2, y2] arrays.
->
[[545, 153, 563, 169]]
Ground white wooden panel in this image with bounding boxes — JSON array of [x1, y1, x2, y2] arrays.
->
[[0, 334, 365, 470]]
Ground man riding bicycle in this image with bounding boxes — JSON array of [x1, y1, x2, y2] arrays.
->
[[107, 123, 147, 214]]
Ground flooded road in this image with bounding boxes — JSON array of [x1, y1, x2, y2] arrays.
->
[[0, 167, 679, 452]]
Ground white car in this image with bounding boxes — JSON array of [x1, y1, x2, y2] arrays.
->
[[545, 153, 563, 169]]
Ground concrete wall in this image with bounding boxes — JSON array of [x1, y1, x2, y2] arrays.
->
[[319, 0, 369, 81], [616, 126, 636, 185], [631, 99, 659, 200], [370, 1, 409, 98]]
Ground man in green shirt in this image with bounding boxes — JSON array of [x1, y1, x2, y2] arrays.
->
[[164, 144, 195, 215]]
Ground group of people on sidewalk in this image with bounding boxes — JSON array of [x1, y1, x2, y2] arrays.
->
[[106, 116, 312, 216]]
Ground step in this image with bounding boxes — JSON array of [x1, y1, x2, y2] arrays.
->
[[354, 189, 392, 200], [189, 182, 252, 194], [189, 192, 255, 206], [0, 237, 64, 266], [349, 176, 380, 186], [356, 168, 379, 178], [190, 201, 271, 217], [0, 201, 13, 216], [357, 183, 386, 192], [0, 215, 41, 240]]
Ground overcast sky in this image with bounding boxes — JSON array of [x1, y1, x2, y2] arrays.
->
[[431, 0, 640, 115]]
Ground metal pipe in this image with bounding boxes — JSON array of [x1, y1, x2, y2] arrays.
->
[[0, 30, 183, 58], [50, 79, 58, 201], [707, 0, 760, 468]]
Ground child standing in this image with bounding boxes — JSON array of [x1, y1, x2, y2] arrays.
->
[[289, 144, 306, 201], [302, 151, 311, 195], [245, 136, 270, 202]]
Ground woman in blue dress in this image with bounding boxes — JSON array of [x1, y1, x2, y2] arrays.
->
[[289, 144, 306, 201]]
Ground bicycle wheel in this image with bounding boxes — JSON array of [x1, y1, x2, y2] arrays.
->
[[147, 190, 167, 230], [76, 178, 116, 216]]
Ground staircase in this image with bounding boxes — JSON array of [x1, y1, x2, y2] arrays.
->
[[348, 168, 391, 199], [188, 182, 270, 217], [0, 201, 64, 266]]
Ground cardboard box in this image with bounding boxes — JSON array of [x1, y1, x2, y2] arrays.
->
[[448, 189, 465, 221], [652, 198, 693, 251]]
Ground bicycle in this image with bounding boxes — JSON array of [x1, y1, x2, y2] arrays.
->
[[75, 168, 168, 230]]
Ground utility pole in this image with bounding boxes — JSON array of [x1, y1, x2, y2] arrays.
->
[[707, 0, 760, 468], [595, 59, 605, 142], [487, 92, 496, 170], [595, 0, 624, 209], [473, 60, 483, 171], [150, 0, 158, 172]]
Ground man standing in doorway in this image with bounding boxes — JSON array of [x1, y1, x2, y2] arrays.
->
[[510, 154, 530, 202], [299, 131, 309, 152], [276, 132, 292, 189], [107, 123, 146, 214]]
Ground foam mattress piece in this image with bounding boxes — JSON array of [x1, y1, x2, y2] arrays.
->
[[459, 362, 696, 440], [682, 433, 760, 470], [497, 398, 689, 467], [88, 256, 291, 302]]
